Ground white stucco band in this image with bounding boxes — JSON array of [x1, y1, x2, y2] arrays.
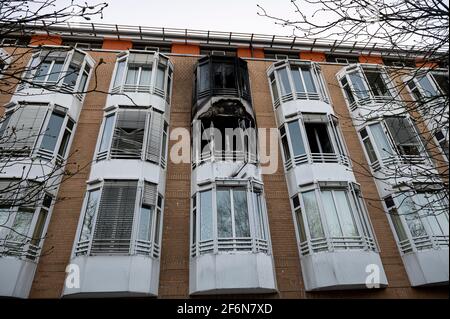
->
[[402, 249, 449, 286], [0, 258, 37, 298], [300, 250, 388, 291], [62, 255, 160, 297], [189, 252, 278, 295]]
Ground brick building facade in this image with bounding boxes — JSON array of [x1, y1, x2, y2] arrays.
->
[[0, 23, 448, 298]]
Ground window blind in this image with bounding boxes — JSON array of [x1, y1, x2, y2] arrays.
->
[[91, 180, 137, 255]]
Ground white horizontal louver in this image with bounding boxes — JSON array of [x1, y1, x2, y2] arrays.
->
[[91, 180, 137, 255]]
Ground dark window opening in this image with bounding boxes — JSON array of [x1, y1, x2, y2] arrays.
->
[[305, 123, 334, 153]]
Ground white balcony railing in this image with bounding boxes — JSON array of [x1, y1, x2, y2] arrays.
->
[[190, 237, 270, 257], [192, 150, 259, 169], [0, 239, 41, 261], [298, 235, 377, 256], [371, 154, 432, 172], [284, 152, 351, 171], [398, 235, 449, 255], [111, 84, 166, 99], [74, 238, 161, 259]]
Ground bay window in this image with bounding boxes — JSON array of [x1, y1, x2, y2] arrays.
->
[[268, 61, 329, 105], [96, 107, 168, 167], [279, 113, 349, 168], [292, 183, 376, 255], [111, 52, 172, 99], [359, 117, 427, 168], [19, 49, 92, 97], [76, 180, 163, 257], [385, 190, 449, 253], [384, 117, 422, 156], [0, 179, 52, 260], [0, 104, 74, 159], [338, 65, 394, 109], [192, 182, 269, 256]]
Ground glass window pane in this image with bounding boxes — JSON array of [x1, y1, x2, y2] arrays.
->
[[154, 209, 161, 244], [156, 65, 165, 90], [79, 189, 100, 241], [253, 192, 266, 240], [99, 114, 115, 153], [138, 206, 153, 241], [302, 190, 325, 239], [281, 135, 291, 161], [334, 190, 359, 237], [321, 190, 342, 237], [57, 127, 72, 158], [390, 209, 408, 242], [396, 194, 427, 238], [295, 208, 307, 242], [200, 190, 213, 241], [31, 208, 47, 246], [287, 121, 306, 156], [125, 66, 139, 85], [384, 117, 420, 156], [224, 63, 236, 89], [111, 110, 145, 158], [139, 66, 152, 86], [270, 74, 279, 102], [113, 60, 125, 87], [7, 210, 34, 242], [40, 112, 65, 151], [233, 189, 250, 237], [48, 61, 64, 82], [199, 63, 209, 92], [291, 67, 305, 92], [278, 67, 292, 95], [417, 75, 439, 97], [363, 69, 391, 97], [0, 208, 12, 230], [370, 123, 393, 159], [363, 137, 378, 163], [431, 73, 449, 95], [78, 72, 89, 92], [34, 61, 51, 81], [217, 188, 232, 238], [63, 65, 80, 87], [348, 71, 369, 99], [301, 67, 317, 93]]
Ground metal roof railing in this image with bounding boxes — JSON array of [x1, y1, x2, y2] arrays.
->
[[3, 20, 448, 57]]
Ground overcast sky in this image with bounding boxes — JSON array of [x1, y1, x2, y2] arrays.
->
[[90, 0, 301, 36]]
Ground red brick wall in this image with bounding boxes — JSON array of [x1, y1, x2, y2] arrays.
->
[[19, 54, 448, 299]]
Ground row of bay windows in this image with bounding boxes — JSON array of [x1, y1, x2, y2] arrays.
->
[[0, 179, 53, 260], [17, 49, 92, 101], [338, 65, 448, 161], [191, 180, 269, 257], [112, 52, 173, 103], [0, 103, 75, 161], [95, 106, 168, 168], [292, 182, 377, 255], [279, 113, 350, 170], [268, 61, 330, 107], [75, 180, 163, 257]]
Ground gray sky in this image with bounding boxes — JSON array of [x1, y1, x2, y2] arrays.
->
[[90, 0, 300, 36]]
